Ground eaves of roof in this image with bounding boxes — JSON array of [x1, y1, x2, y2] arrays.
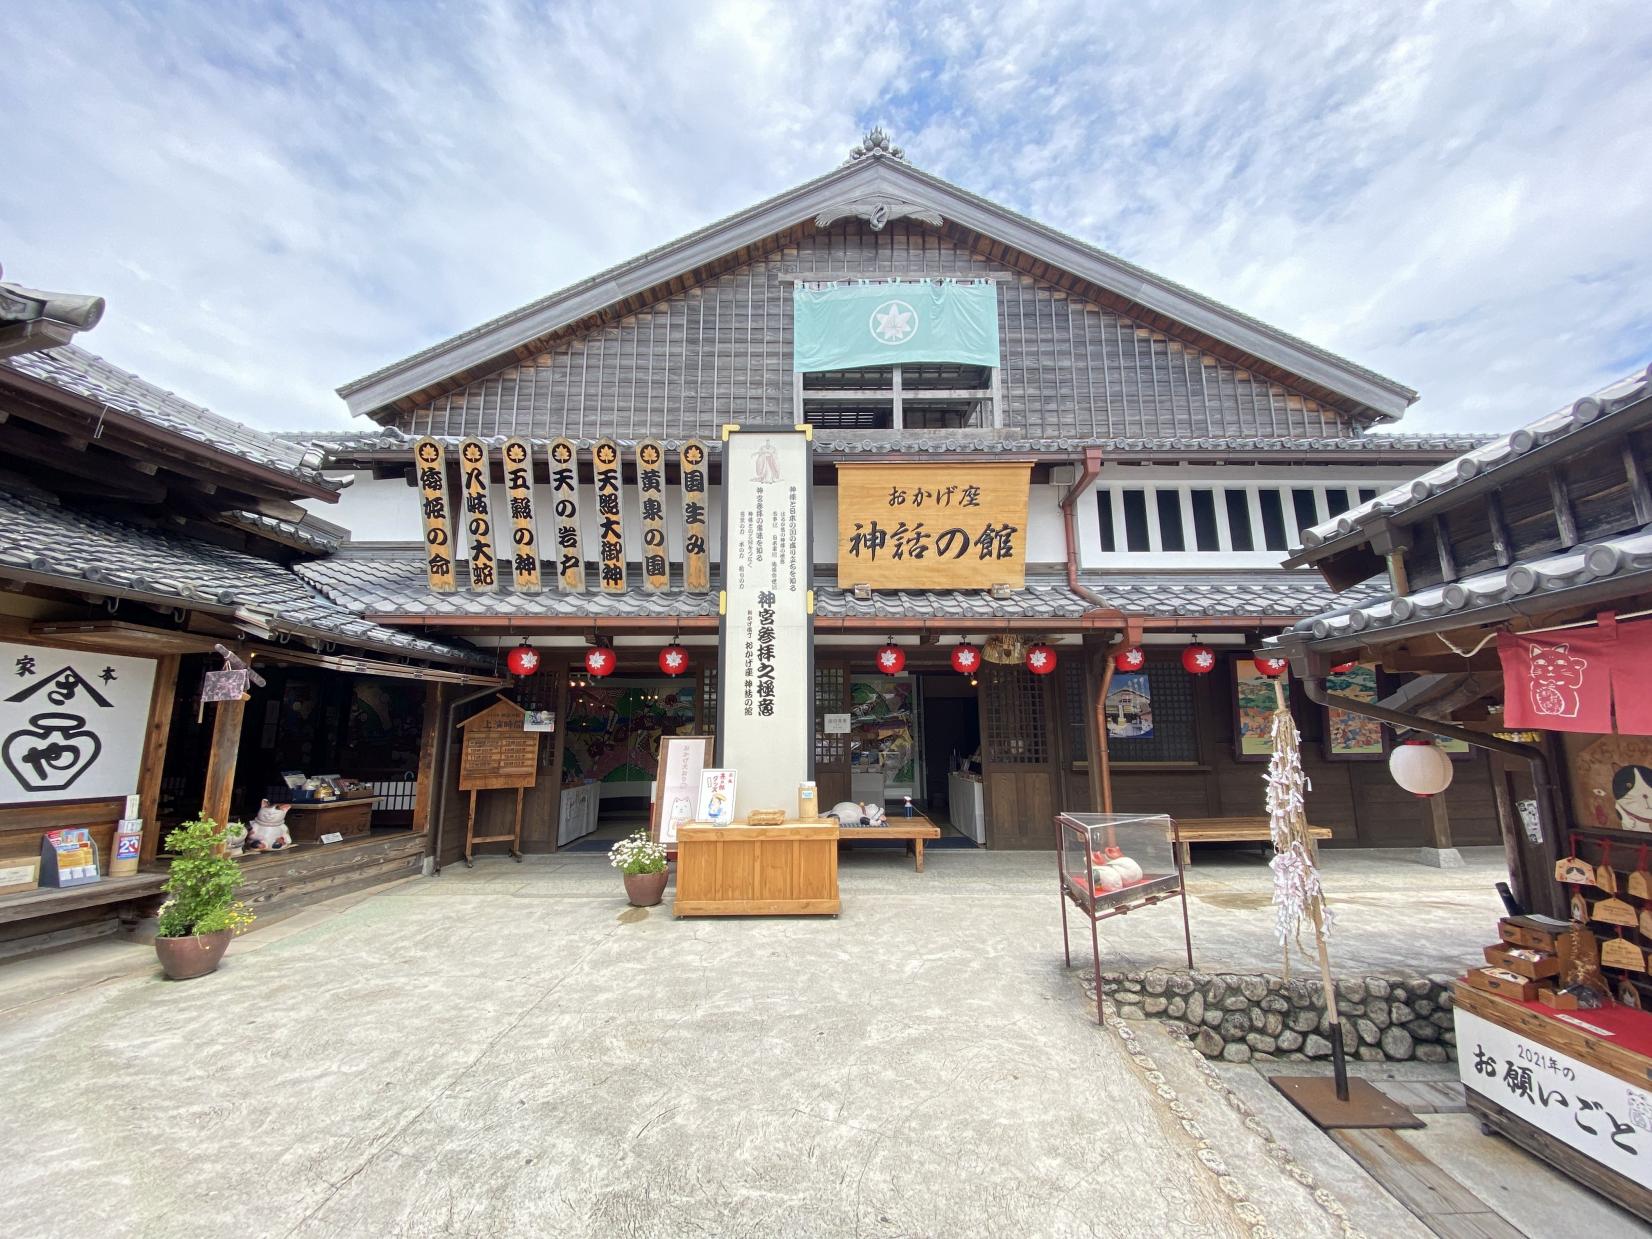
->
[[0, 345, 346, 499], [1281, 530, 1652, 650], [1292, 365, 1652, 565], [337, 154, 1416, 423]]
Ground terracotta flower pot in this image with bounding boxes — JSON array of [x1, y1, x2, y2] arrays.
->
[[154, 930, 233, 981], [623, 868, 669, 907]]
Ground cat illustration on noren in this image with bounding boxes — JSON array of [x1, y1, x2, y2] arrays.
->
[[1526, 641, 1587, 718]]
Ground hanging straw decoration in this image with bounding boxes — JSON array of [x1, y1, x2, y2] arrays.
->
[[1264, 692, 1333, 968], [1264, 677, 1351, 1101]]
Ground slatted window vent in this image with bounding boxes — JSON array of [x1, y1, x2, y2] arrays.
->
[[1097, 484, 1380, 554], [369, 776, 417, 813]]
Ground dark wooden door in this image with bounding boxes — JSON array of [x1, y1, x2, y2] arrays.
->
[[978, 662, 1060, 848], [814, 660, 851, 809]]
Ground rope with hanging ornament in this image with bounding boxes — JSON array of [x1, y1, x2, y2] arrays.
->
[[1263, 680, 1335, 974]]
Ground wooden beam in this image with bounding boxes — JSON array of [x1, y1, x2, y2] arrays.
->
[[1486, 492, 1513, 567], [1549, 471, 1579, 548], [200, 696, 247, 828], [1424, 795, 1453, 852], [137, 654, 180, 864], [1624, 442, 1652, 525], [1433, 515, 1457, 583], [801, 387, 990, 401]]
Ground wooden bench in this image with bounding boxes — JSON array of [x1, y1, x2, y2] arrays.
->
[[0, 872, 168, 929], [1172, 817, 1331, 866], [836, 816, 943, 872]]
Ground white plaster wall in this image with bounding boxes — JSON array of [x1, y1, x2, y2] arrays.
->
[[301, 472, 408, 542]]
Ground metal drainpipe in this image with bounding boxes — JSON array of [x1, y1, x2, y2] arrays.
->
[[430, 684, 506, 876], [1297, 673, 1562, 914], [1060, 446, 1122, 614]]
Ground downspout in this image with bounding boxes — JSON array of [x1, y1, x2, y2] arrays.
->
[[430, 684, 506, 876], [1292, 664, 1562, 915], [1061, 446, 1132, 813]]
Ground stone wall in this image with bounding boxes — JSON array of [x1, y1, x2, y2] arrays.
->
[[1097, 970, 1458, 1064]]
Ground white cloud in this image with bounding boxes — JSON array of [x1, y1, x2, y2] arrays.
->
[[0, 0, 1647, 433]]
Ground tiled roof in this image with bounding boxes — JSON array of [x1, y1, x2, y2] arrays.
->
[[1288, 531, 1652, 645], [1, 346, 345, 493], [300, 548, 1346, 625], [1299, 364, 1652, 551], [283, 427, 1486, 462], [1080, 571, 1380, 619], [217, 509, 345, 555], [0, 488, 485, 666]]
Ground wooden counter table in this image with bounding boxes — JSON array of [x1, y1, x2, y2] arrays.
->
[[673, 821, 840, 917], [282, 797, 376, 844]]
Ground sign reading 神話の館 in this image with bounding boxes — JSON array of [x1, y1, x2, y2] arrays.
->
[[718, 430, 812, 820], [836, 461, 1032, 590]]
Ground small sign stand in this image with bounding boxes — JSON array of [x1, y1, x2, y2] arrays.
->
[[457, 697, 541, 865], [40, 828, 100, 888]]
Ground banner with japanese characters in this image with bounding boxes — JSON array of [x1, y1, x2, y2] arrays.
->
[[718, 430, 811, 821], [636, 438, 669, 592], [413, 437, 457, 592], [458, 438, 497, 592], [501, 437, 541, 593], [1457, 1007, 1649, 1184], [0, 643, 157, 802], [679, 439, 711, 593], [547, 437, 585, 592], [836, 461, 1031, 590], [593, 438, 627, 593]]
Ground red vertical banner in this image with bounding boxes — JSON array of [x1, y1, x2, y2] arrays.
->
[[1608, 617, 1652, 734]]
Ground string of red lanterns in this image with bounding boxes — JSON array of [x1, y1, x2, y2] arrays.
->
[[506, 641, 540, 677]]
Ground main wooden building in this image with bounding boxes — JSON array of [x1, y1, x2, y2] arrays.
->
[[279, 131, 1500, 861]]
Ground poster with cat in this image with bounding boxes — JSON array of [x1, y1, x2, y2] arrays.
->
[[1498, 629, 1613, 731]]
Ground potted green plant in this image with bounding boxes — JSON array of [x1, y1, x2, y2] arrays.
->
[[154, 817, 254, 980], [609, 829, 669, 906]]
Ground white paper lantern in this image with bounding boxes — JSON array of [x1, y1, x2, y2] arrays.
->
[[1389, 741, 1454, 797]]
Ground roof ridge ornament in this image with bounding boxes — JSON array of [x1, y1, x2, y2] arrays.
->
[[846, 125, 905, 164], [814, 197, 944, 232]]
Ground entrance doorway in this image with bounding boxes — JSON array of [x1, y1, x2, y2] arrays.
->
[[559, 673, 702, 848], [919, 671, 981, 834]]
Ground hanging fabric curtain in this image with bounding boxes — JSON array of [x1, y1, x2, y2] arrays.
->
[[1497, 613, 1652, 733], [792, 280, 1001, 373]]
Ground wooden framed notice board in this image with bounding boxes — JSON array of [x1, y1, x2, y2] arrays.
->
[[457, 698, 540, 864]]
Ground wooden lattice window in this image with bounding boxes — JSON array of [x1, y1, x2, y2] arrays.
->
[[1106, 658, 1199, 763], [701, 667, 717, 731], [815, 665, 846, 768], [983, 665, 1049, 765]]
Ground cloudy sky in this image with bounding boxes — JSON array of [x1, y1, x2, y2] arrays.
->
[[2, 1, 1647, 433]]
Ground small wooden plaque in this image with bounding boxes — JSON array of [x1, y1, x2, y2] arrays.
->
[[1600, 938, 1646, 972], [1555, 856, 1593, 884], [1592, 897, 1639, 928], [746, 809, 787, 825], [1595, 863, 1619, 893]]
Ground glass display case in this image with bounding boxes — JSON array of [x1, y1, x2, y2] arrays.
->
[[1055, 811, 1194, 1024]]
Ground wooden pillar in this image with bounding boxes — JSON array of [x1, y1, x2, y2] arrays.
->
[[200, 697, 246, 828], [1425, 794, 1453, 851], [412, 681, 445, 836], [547, 659, 569, 853], [136, 654, 180, 864]]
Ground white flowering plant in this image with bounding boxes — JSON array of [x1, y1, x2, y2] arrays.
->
[[608, 829, 667, 875]]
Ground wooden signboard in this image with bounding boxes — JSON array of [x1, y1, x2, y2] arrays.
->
[[547, 437, 585, 592], [836, 461, 1031, 590], [593, 437, 626, 593], [458, 438, 497, 591], [501, 437, 541, 593], [636, 438, 669, 592], [680, 439, 711, 592], [413, 437, 457, 592], [458, 699, 540, 791]]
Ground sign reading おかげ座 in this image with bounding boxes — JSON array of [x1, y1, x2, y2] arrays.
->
[[835, 462, 1032, 590], [0, 643, 157, 803]]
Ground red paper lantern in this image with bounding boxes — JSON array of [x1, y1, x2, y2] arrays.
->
[[584, 646, 616, 678], [1181, 644, 1216, 675], [1113, 646, 1145, 672], [1025, 643, 1057, 675], [658, 644, 689, 676], [875, 643, 906, 674], [1329, 660, 1357, 674], [505, 642, 540, 677], [1252, 655, 1289, 678], [950, 642, 982, 674]]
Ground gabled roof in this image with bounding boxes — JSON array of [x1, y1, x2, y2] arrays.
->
[[339, 153, 1416, 424], [1292, 363, 1652, 562], [0, 272, 105, 358], [1, 345, 346, 498]]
